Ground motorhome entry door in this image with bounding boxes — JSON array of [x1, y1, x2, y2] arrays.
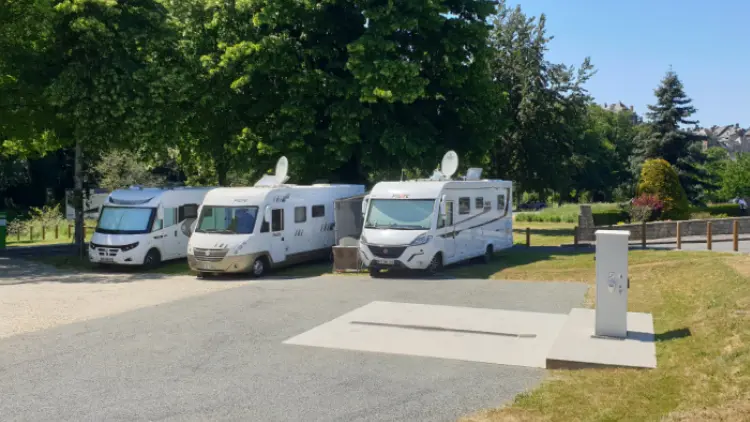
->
[[269, 208, 287, 264]]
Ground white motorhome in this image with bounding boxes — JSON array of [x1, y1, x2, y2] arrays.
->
[[187, 157, 365, 277], [89, 186, 214, 267], [359, 151, 513, 275]]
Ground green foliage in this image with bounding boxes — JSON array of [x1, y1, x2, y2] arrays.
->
[[634, 70, 712, 203], [700, 203, 741, 217], [718, 153, 750, 200], [93, 149, 166, 190], [637, 158, 690, 220], [515, 203, 621, 224], [592, 209, 628, 226], [488, 2, 594, 196]]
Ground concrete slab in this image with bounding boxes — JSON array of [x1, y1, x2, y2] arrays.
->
[[546, 308, 657, 369], [284, 301, 569, 368]]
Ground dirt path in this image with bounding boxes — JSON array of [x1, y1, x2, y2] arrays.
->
[[0, 257, 254, 339]]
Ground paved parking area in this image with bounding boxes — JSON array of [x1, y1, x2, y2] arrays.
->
[[0, 258, 588, 422]]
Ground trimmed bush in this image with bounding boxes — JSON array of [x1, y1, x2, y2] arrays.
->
[[592, 209, 628, 226], [637, 159, 690, 220]]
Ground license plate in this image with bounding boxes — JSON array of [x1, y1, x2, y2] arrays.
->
[[100, 257, 114, 263], [377, 259, 395, 266], [199, 261, 218, 270]]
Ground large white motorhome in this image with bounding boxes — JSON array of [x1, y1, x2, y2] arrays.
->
[[187, 157, 365, 277], [359, 151, 513, 275], [89, 186, 214, 267]]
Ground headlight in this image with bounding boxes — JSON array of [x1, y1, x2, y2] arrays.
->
[[89, 242, 96, 250], [360, 234, 368, 245], [121, 242, 139, 252], [187, 245, 194, 255], [410, 234, 432, 246]]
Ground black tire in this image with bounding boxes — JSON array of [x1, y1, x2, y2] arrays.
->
[[369, 267, 382, 278], [196, 271, 207, 279], [427, 253, 443, 274], [143, 249, 161, 269], [483, 245, 494, 264], [251, 257, 267, 278]]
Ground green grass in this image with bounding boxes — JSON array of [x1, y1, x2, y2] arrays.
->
[[513, 222, 577, 247], [515, 203, 620, 224], [6, 221, 95, 247], [459, 249, 750, 421]]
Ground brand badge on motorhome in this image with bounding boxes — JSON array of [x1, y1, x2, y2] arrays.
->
[[392, 193, 409, 198]]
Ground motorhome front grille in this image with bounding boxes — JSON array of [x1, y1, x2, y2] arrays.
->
[[367, 245, 406, 259], [96, 248, 119, 257], [193, 248, 228, 262]]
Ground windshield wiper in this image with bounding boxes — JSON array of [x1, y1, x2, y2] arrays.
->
[[387, 224, 426, 230]]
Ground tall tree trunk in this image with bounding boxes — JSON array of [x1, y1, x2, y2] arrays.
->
[[74, 139, 85, 258], [216, 160, 228, 187]]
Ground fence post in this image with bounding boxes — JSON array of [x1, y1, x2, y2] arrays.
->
[[733, 220, 739, 252], [641, 221, 647, 249], [526, 227, 531, 247], [573, 226, 579, 248], [55, 225, 59, 240], [707, 221, 712, 251], [676, 222, 682, 250], [42, 225, 46, 241], [30, 226, 33, 241]]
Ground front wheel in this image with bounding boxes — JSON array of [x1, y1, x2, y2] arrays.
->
[[251, 257, 267, 278], [143, 249, 161, 269], [369, 267, 382, 278], [426, 253, 443, 274]]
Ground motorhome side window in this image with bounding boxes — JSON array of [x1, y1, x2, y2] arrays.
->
[[312, 205, 325, 218], [475, 197, 483, 210], [458, 197, 470, 215], [179, 204, 199, 221], [497, 192, 509, 217], [439, 201, 455, 228], [164, 208, 177, 227], [294, 206, 306, 223], [271, 209, 284, 232]]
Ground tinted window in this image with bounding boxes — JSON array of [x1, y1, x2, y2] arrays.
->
[[196, 206, 258, 234], [179, 204, 199, 221], [458, 197, 470, 215], [312, 205, 325, 217], [271, 209, 284, 232], [475, 197, 484, 210], [295, 206, 306, 223]]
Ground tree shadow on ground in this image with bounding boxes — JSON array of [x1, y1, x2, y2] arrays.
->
[[0, 256, 182, 285], [444, 246, 595, 280]]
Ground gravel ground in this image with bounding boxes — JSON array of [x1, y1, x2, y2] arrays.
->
[[0, 257, 588, 421], [0, 257, 253, 339]]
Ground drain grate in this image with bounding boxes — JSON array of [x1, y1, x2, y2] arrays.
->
[[349, 321, 537, 338]]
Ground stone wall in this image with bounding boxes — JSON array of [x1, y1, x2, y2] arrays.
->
[[578, 216, 750, 242]]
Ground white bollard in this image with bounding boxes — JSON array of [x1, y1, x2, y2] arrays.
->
[[594, 230, 630, 338]]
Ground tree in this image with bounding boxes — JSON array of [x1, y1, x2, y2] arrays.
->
[[2, 0, 175, 256], [635, 69, 711, 204], [488, 2, 594, 199], [638, 158, 690, 220], [93, 150, 165, 190], [572, 104, 638, 201], [719, 153, 750, 200]]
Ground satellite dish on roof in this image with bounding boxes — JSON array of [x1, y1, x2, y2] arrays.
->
[[441, 150, 459, 178], [276, 156, 289, 182]]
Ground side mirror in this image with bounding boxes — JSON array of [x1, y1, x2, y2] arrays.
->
[[189, 220, 197, 236], [361, 197, 369, 215], [264, 206, 271, 223], [440, 195, 447, 214]]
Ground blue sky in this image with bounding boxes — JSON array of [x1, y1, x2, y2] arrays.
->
[[509, 0, 749, 127]]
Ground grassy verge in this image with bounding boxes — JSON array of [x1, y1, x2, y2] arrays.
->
[[6, 223, 95, 247], [515, 203, 620, 224], [513, 222, 576, 247], [458, 248, 750, 421]]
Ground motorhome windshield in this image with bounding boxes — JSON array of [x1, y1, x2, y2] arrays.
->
[[96, 206, 155, 234], [365, 199, 435, 230], [196, 206, 259, 234]]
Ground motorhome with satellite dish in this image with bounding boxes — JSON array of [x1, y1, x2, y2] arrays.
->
[[187, 157, 365, 277], [359, 151, 513, 275], [89, 186, 214, 267]]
